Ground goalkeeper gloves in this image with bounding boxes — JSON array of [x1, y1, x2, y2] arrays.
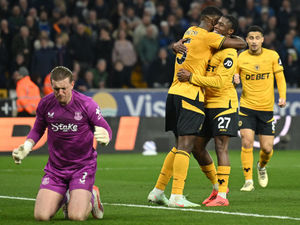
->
[[94, 126, 110, 146], [12, 140, 33, 164]]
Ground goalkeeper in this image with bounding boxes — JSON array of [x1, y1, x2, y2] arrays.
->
[[12, 66, 112, 221]]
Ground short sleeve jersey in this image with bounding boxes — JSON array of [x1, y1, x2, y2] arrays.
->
[[27, 90, 109, 170], [237, 48, 284, 111], [168, 26, 225, 102], [204, 48, 238, 109]]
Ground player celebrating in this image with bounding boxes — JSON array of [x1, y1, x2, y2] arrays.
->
[[147, 6, 246, 208], [12, 66, 112, 221], [234, 26, 286, 191], [176, 15, 239, 206]]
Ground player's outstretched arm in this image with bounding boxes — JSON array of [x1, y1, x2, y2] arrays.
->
[[12, 139, 35, 164], [222, 36, 247, 50]]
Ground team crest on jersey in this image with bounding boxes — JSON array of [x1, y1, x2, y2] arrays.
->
[[74, 112, 83, 121], [96, 107, 102, 120], [42, 177, 50, 185], [255, 65, 260, 71], [48, 112, 54, 118], [238, 121, 242, 127]]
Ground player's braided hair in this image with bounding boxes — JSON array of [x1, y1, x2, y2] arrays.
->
[[50, 66, 73, 82]]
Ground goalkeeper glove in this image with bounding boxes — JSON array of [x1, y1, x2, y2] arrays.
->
[[94, 126, 110, 146], [12, 140, 33, 164]]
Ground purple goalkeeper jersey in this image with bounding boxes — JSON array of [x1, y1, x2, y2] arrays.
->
[[27, 90, 112, 171]]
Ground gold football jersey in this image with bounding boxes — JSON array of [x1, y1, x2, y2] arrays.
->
[[237, 48, 285, 111], [168, 26, 225, 102], [203, 48, 238, 108]]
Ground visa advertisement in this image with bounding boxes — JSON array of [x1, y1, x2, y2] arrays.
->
[[85, 90, 300, 117]]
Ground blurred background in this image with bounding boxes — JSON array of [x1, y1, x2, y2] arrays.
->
[[0, 0, 299, 153]]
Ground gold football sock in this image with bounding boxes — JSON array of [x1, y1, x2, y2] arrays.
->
[[259, 149, 273, 168], [217, 166, 231, 194], [155, 147, 177, 190], [171, 150, 190, 195], [241, 147, 253, 180], [201, 163, 217, 187]]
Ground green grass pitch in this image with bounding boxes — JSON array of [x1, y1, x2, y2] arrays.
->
[[0, 150, 300, 225]]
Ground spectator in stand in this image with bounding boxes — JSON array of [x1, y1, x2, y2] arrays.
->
[[112, 18, 133, 42], [153, 2, 167, 27], [187, 2, 201, 25], [166, 13, 184, 41], [279, 33, 300, 87], [10, 53, 26, 76], [85, 9, 99, 43], [110, 1, 125, 30], [175, 7, 189, 32], [0, 0, 10, 21], [277, 0, 293, 41], [38, 10, 51, 35], [94, 0, 109, 19], [137, 25, 159, 86], [237, 17, 248, 38], [112, 29, 137, 88], [111, 60, 128, 88], [149, 48, 174, 88], [8, 5, 24, 34], [133, 13, 158, 47], [0, 19, 12, 50], [94, 27, 114, 70], [0, 37, 8, 88], [31, 35, 57, 83], [11, 26, 33, 69], [13, 66, 41, 117], [54, 32, 70, 67], [125, 6, 141, 31], [289, 29, 300, 55], [26, 15, 39, 42], [68, 23, 94, 67], [158, 21, 175, 50], [91, 59, 109, 89]]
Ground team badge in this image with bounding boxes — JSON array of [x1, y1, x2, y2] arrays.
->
[[48, 112, 54, 118], [42, 177, 50, 185], [255, 65, 260, 70], [74, 112, 83, 121], [96, 107, 102, 120], [223, 58, 233, 69], [238, 121, 242, 127]]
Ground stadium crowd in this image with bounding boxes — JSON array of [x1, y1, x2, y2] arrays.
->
[[0, 0, 300, 93]]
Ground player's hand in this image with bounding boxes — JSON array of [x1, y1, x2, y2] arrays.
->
[[278, 98, 286, 108], [177, 68, 191, 82], [12, 144, 31, 164], [172, 38, 188, 54], [94, 126, 110, 146], [233, 74, 240, 85]]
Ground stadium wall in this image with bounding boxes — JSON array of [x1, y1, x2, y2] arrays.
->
[[0, 115, 298, 154], [0, 89, 299, 153]]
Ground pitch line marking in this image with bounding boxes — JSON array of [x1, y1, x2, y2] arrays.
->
[[1, 195, 299, 221]]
